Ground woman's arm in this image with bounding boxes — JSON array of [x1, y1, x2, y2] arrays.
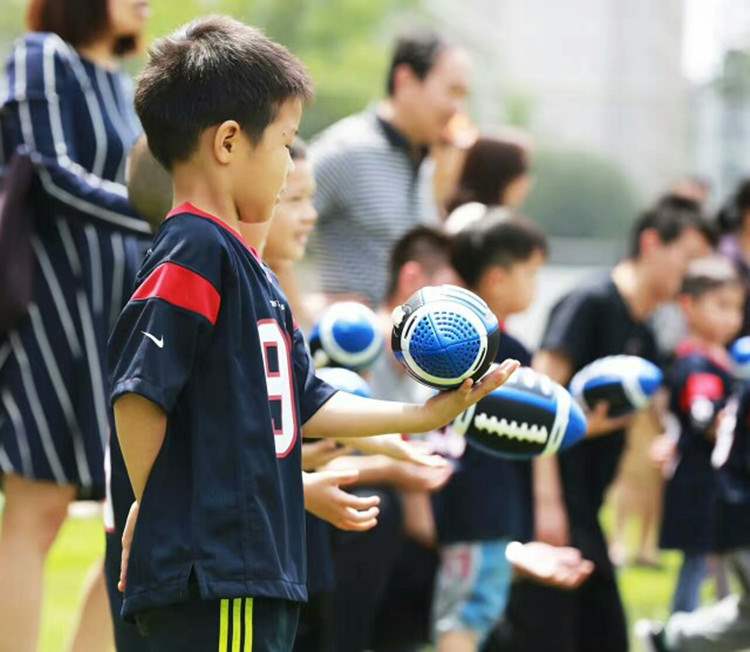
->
[[6, 34, 150, 234]]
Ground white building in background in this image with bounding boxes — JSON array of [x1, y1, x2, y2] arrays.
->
[[427, 0, 689, 201]]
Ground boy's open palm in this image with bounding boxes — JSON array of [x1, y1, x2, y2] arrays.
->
[[420, 359, 520, 432]]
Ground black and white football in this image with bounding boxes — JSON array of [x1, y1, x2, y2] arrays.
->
[[452, 367, 587, 459]]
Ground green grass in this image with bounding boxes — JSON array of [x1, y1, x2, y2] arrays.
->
[[32, 514, 716, 652], [40, 515, 106, 652]]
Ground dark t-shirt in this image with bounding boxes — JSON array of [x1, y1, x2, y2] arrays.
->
[[540, 275, 658, 566], [660, 344, 733, 552], [433, 332, 534, 544]]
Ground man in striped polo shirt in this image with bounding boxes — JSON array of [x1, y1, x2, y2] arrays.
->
[[309, 29, 471, 306]]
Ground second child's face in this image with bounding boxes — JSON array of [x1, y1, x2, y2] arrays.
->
[[234, 98, 302, 224], [264, 160, 318, 264], [479, 250, 545, 320], [687, 284, 745, 346]]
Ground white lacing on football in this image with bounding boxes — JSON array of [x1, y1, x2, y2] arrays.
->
[[473, 413, 549, 444]]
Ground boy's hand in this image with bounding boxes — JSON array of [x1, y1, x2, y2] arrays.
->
[[418, 359, 520, 432], [119, 501, 140, 592], [506, 541, 594, 589], [336, 434, 447, 468], [303, 469, 380, 532], [302, 440, 351, 471], [585, 401, 634, 437]]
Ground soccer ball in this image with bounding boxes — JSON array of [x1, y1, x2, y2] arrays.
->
[[309, 302, 383, 371], [391, 285, 500, 390]]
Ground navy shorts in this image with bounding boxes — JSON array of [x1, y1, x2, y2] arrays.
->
[[134, 593, 300, 652]]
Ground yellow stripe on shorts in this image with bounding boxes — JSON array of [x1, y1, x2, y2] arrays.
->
[[232, 598, 241, 652], [244, 597, 254, 651], [219, 599, 229, 652]]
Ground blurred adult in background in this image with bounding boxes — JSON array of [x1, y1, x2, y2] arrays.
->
[[444, 133, 532, 234], [308, 29, 471, 306], [718, 178, 750, 336], [0, 1, 151, 650]]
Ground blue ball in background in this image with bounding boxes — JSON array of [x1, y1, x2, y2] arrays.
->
[[309, 302, 384, 371], [730, 336, 750, 380], [391, 284, 500, 390], [315, 366, 372, 398], [569, 354, 663, 417]]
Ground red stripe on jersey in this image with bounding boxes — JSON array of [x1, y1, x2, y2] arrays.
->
[[132, 262, 221, 324], [680, 372, 725, 412]]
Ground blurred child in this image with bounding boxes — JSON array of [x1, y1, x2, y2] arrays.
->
[[444, 134, 532, 234], [430, 212, 549, 652], [659, 256, 744, 613]]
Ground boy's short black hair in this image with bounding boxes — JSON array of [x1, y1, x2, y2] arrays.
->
[[386, 226, 452, 300], [629, 194, 714, 258], [135, 16, 313, 170], [451, 211, 548, 288], [681, 255, 742, 297], [386, 29, 449, 96]]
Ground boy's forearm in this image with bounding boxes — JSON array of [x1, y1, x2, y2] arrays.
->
[[303, 392, 424, 438], [113, 393, 167, 501]]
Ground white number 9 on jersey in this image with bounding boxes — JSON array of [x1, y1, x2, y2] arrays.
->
[[258, 320, 298, 457]]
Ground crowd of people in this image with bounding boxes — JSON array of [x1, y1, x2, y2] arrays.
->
[[3, 2, 750, 652]]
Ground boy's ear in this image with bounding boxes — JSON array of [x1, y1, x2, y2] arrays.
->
[[213, 120, 242, 164]]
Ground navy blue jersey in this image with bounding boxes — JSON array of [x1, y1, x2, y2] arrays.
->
[[108, 204, 336, 618], [433, 332, 534, 543], [660, 342, 733, 552]]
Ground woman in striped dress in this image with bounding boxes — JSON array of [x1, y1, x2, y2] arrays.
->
[[0, 1, 151, 648]]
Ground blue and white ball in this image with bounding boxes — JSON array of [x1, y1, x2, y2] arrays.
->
[[569, 355, 663, 418], [315, 367, 372, 398], [391, 285, 500, 390], [309, 302, 383, 371], [730, 337, 750, 380], [453, 366, 587, 459]]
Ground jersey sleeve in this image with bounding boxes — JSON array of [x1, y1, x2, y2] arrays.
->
[[108, 219, 225, 412], [4, 33, 150, 235], [291, 327, 337, 424], [539, 288, 598, 371]]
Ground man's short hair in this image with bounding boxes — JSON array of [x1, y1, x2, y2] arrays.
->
[[386, 226, 452, 299], [629, 194, 714, 258], [451, 212, 548, 288], [27, 0, 138, 56], [386, 29, 449, 96], [135, 16, 313, 170], [681, 255, 742, 297]]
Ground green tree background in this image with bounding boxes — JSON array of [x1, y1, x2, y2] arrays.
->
[[0, 0, 648, 241]]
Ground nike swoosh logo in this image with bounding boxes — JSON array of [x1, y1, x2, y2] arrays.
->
[[141, 331, 164, 348]]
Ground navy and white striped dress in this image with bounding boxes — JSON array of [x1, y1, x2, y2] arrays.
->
[[0, 32, 151, 498]]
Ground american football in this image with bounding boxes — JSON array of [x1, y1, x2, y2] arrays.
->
[[309, 301, 384, 371], [452, 366, 587, 458], [569, 354, 663, 417], [390, 284, 500, 390], [315, 366, 372, 398], [730, 336, 750, 379]]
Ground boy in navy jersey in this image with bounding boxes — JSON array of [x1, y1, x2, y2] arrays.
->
[[659, 257, 743, 613], [430, 213, 549, 651], [108, 17, 517, 651]]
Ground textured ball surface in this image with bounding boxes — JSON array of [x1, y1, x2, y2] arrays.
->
[[569, 355, 663, 417], [730, 337, 750, 380], [391, 285, 500, 390], [452, 367, 587, 459], [309, 302, 384, 371], [315, 367, 372, 398]]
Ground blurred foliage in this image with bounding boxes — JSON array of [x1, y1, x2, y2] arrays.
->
[[0, 0, 422, 138], [717, 49, 750, 100], [523, 147, 641, 239]]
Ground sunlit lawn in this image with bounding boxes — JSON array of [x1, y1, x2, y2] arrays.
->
[[22, 507, 719, 652]]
